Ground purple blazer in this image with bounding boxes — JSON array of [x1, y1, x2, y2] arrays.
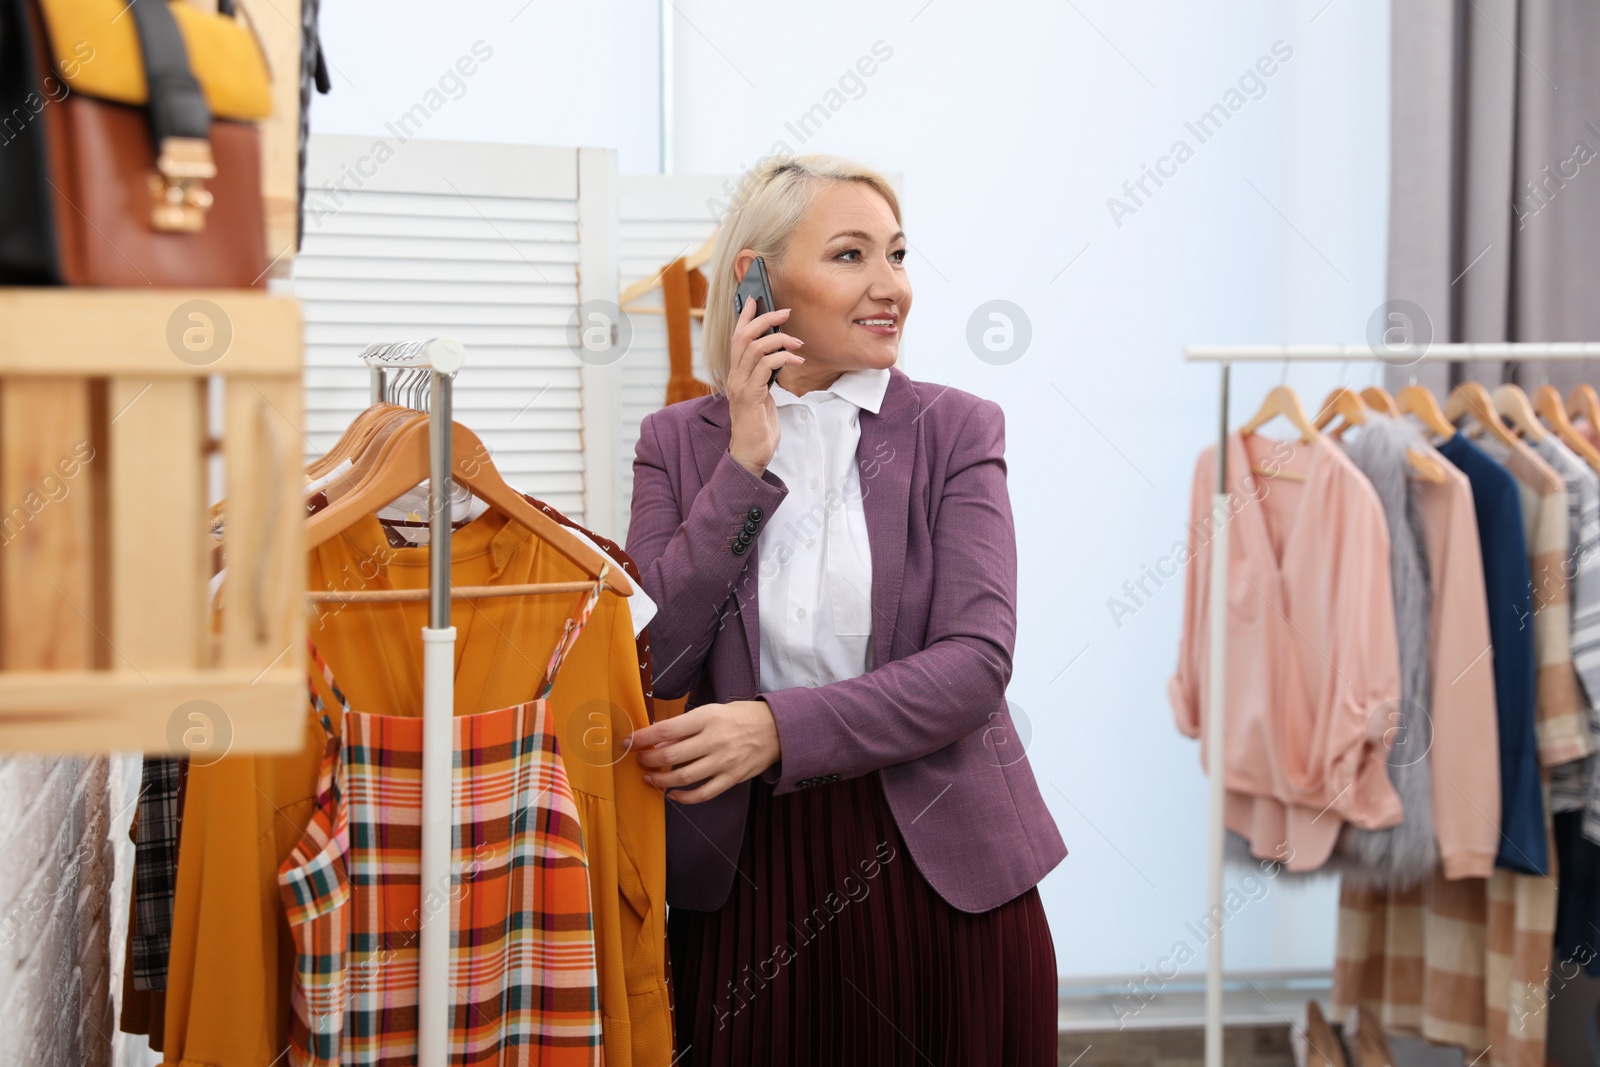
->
[[625, 365, 1067, 914]]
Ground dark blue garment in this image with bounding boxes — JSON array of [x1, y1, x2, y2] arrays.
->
[[1437, 434, 1547, 875]]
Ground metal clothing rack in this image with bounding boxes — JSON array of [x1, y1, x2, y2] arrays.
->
[[1182, 340, 1600, 1067], [358, 337, 467, 1067]]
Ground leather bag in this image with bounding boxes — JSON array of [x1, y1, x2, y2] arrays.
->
[[0, 0, 273, 286]]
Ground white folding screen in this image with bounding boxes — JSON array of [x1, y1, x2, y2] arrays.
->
[[291, 134, 621, 531]]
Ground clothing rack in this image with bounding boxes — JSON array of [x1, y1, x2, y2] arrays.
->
[[358, 337, 466, 1067], [1182, 340, 1600, 1067]]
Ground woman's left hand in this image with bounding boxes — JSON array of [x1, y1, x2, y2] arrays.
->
[[625, 700, 782, 804]]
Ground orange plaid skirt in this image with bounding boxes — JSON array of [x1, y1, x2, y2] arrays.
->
[[279, 572, 610, 1065]]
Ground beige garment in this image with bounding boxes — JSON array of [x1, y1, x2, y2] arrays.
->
[[1169, 431, 1402, 873]]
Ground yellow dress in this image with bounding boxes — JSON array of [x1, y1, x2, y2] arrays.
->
[[161, 508, 672, 1066]]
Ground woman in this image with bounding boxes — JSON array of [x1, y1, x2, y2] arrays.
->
[[624, 154, 1066, 1065]]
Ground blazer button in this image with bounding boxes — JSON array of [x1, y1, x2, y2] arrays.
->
[[732, 541, 747, 556], [743, 519, 758, 534], [737, 529, 752, 545], [748, 507, 763, 522]]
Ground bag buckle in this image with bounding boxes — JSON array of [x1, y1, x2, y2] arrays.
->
[[148, 137, 217, 233]]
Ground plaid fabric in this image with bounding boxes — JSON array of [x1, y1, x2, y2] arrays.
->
[[278, 568, 610, 1066], [131, 756, 185, 991]]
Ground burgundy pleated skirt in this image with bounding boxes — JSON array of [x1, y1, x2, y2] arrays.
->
[[666, 768, 1058, 1066]]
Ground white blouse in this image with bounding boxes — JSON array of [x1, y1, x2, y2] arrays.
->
[[757, 367, 890, 693]]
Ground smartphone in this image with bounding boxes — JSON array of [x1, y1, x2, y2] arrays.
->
[[734, 256, 783, 388]]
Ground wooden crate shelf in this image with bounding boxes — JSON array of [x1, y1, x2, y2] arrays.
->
[[0, 288, 305, 754]]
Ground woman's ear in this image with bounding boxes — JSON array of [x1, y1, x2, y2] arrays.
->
[[733, 250, 757, 284]]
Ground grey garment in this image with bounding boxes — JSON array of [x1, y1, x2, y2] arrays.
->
[[1332, 416, 1438, 889]]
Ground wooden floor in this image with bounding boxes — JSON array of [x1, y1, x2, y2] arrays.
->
[[1059, 1025, 1295, 1067]]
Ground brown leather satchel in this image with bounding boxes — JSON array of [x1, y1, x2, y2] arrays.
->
[[0, 0, 273, 286]]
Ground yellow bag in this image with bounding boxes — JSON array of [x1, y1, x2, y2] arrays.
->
[[38, 0, 271, 120]]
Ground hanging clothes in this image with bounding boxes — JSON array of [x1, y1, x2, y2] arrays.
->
[[1169, 430, 1404, 873], [1443, 433, 1575, 1067], [121, 483, 666, 1047], [663, 256, 713, 406], [159, 508, 671, 1067], [1530, 433, 1600, 988], [1337, 426, 1583, 1067], [129, 756, 185, 990], [1463, 433, 1581, 1066], [1332, 432, 1503, 1051], [279, 617, 604, 1066]]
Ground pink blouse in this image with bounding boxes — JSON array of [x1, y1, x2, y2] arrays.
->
[[1412, 447, 1500, 878], [1169, 431, 1404, 871]]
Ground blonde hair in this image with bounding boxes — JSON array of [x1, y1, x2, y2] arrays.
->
[[702, 154, 902, 395]]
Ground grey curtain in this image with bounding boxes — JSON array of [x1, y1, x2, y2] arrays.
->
[[1384, 0, 1600, 395]]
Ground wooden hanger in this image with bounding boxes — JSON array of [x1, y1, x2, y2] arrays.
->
[[1405, 447, 1449, 484], [1395, 382, 1455, 440], [1313, 386, 1369, 436], [1568, 384, 1600, 432], [1360, 385, 1399, 416], [207, 402, 411, 525], [307, 417, 634, 597], [1536, 384, 1600, 470], [1239, 386, 1318, 482], [318, 409, 428, 506], [1241, 385, 1319, 443], [619, 232, 718, 317], [1492, 383, 1549, 442], [307, 403, 409, 480], [1315, 385, 1445, 482], [1445, 381, 1522, 450]]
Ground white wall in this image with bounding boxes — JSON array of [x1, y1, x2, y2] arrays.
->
[[312, 0, 1393, 983], [310, 0, 662, 172]]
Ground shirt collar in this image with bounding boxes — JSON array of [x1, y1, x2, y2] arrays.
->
[[772, 366, 891, 414]]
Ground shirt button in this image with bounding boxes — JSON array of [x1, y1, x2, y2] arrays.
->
[[796, 608, 806, 619], [797, 409, 809, 420], [805, 539, 815, 549], [810, 478, 819, 490]]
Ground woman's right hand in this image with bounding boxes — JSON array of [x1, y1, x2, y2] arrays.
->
[[726, 294, 806, 476]]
